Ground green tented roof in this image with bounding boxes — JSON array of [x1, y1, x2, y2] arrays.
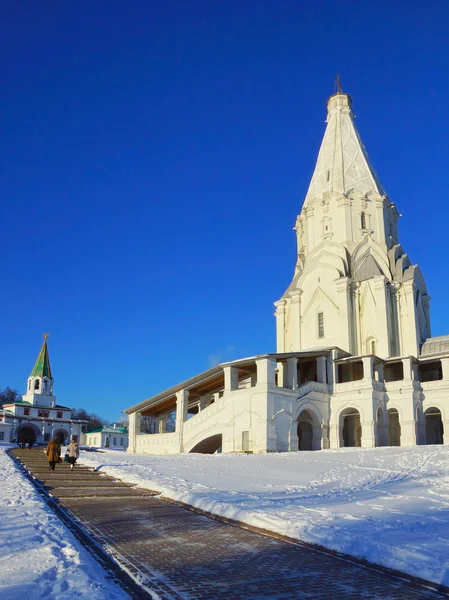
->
[[30, 336, 52, 379]]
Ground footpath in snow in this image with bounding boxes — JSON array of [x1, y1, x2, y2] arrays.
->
[[0, 443, 128, 600], [79, 445, 449, 587]]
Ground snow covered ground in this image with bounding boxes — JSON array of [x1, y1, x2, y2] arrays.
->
[[79, 445, 449, 587], [0, 443, 128, 600]]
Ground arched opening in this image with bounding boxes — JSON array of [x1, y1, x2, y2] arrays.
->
[[53, 428, 69, 445], [388, 409, 401, 446], [189, 434, 222, 454], [340, 408, 361, 447], [425, 408, 444, 445], [34, 379, 40, 390], [18, 426, 36, 446], [297, 409, 321, 450]]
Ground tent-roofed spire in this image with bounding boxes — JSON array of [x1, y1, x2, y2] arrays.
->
[[303, 85, 385, 207], [30, 334, 52, 379]]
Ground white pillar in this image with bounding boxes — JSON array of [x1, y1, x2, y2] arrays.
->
[[175, 390, 189, 431], [401, 357, 415, 381], [224, 366, 239, 392], [400, 420, 418, 446], [361, 420, 376, 448], [374, 362, 384, 382], [159, 415, 167, 433], [274, 300, 286, 352], [329, 424, 341, 448], [279, 358, 297, 388], [128, 411, 141, 454], [316, 356, 327, 384], [362, 356, 374, 380], [256, 357, 277, 386], [441, 358, 449, 380], [443, 421, 449, 445]]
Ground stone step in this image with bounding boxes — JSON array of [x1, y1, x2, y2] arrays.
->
[[50, 487, 152, 498], [44, 480, 130, 488]]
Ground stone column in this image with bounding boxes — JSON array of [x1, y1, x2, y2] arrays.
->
[[316, 356, 327, 384], [401, 357, 416, 381], [279, 357, 297, 388], [400, 420, 418, 446], [374, 362, 384, 382], [274, 300, 286, 353], [336, 278, 353, 354], [256, 357, 277, 387], [158, 415, 167, 433], [128, 411, 142, 453], [176, 389, 189, 453], [440, 357, 449, 381], [329, 424, 341, 448], [443, 421, 449, 445], [198, 396, 207, 411], [321, 424, 330, 449], [362, 356, 374, 380], [361, 420, 376, 448], [224, 366, 239, 392], [399, 281, 420, 357], [372, 276, 390, 358]]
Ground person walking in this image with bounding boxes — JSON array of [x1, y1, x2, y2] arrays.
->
[[45, 437, 61, 471], [67, 438, 79, 470]]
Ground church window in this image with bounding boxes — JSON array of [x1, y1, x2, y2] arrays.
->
[[113, 437, 117, 446], [57, 411, 63, 419], [28, 380, 31, 391], [361, 212, 367, 229], [23, 408, 30, 416], [38, 409, 49, 418], [34, 380, 40, 391], [120, 438, 124, 446], [0, 432, 4, 441], [371, 340, 376, 355], [44, 433, 50, 442], [326, 170, 331, 182], [318, 312, 325, 338], [82, 426, 86, 433]]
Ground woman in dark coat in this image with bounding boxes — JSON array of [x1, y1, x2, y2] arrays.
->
[[45, 438, 61, 471]]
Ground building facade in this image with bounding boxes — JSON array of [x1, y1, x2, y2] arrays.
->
[[86, 425, 128, 450], [0, 335, 88, 445], [125, 89, 449, 454]]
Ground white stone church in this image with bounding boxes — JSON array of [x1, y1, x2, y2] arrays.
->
[[125, 89, 449, 454], [0, 335, 88, 445]]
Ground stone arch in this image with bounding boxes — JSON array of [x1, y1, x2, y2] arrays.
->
[[339, 407, 362, 447], [425, 407, 444, 445], [292, 402, 325, 451], [53, 428, 69, 445], [297, 409, 322, 451], [17, 423, 40, 445], [189, 434, 222, 454], [388, 408, 401, 446]]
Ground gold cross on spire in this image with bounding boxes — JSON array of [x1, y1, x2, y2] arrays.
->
[[43, 333, 50, 340]]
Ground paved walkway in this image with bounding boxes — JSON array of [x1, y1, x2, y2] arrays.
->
[[11, 448, 449, 600]]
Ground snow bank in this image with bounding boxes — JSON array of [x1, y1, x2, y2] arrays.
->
[[0, 444, 128, 600], [79, 445, 449, 586]]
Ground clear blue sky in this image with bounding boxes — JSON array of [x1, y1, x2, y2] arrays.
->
[[1, 1, 448, 422]]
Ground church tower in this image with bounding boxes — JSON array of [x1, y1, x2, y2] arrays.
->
[[22, 334, 57, 407], [275, 88, 431, 358]]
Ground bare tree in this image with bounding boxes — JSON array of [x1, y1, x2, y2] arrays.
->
[[0, 387, 21, 408], [140, 412, 176, 434]]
